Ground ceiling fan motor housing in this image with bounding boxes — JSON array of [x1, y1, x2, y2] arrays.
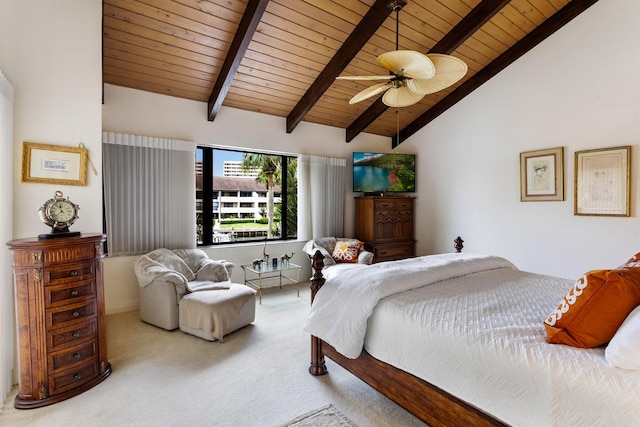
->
[[390, 0, 408, 12]]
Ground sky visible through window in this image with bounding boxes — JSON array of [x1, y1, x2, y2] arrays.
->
[[196, 148, 243, 176]]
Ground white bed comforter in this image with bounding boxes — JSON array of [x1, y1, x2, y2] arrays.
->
[[303, 252, 516, 358], [304, 253, 640, 426]]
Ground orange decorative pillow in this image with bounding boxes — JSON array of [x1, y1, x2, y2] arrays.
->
[[332, 240, 362, 263], [544, 269, 640, 348]]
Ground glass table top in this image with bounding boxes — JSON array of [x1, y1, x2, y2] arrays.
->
[[241, 262, 302, 274]]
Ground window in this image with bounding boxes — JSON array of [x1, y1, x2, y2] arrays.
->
[[196, 147, 297, 245]]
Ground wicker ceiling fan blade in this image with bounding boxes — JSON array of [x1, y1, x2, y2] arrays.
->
[[377, 50, 435, 79], [407, 54, 468, 95], [382, 86, 425, 107], [339, 2, 467, 108], [336, 75, 393, 81], [349, 82, 393, 104]]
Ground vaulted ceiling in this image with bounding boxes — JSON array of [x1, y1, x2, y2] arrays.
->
[[103, 0, 598, 147]]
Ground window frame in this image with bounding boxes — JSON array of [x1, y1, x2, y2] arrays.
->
[[197, 146, 297, 246]]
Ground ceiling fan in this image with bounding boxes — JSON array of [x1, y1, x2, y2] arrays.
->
[[337, 0, 468, 108]]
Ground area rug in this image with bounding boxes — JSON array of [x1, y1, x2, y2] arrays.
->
[[278, 404, 356, 427]]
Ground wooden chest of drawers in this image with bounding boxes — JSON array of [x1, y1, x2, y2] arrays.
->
[[355, 196, 415, 262], [7, 234, 111, 409]]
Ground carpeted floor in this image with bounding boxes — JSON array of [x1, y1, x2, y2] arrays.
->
[[0, 285, 426, 426], [278, 404, 355, 427]]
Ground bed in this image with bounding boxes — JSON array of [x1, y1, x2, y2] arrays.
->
[[304, 242, 640, 426]]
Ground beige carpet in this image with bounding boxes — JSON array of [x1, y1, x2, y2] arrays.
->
[[0, 285, 425, 426], [278, 404, 354, 427]]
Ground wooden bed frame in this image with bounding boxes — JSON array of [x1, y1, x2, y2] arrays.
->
[[307, 238, 508, 427]]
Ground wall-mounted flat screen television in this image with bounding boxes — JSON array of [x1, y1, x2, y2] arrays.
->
[[353, 152, 416, 193]]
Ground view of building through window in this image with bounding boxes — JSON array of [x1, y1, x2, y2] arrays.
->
[[196, 147, 297, 245]]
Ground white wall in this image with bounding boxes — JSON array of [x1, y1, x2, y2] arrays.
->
[[1, 1, 104, 239], [102, 84, 391, 313], [402, 0, 640, 279]]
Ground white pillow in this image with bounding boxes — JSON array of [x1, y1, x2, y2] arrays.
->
[[195, 259, 232, 282], [605, 305, 640, 370]]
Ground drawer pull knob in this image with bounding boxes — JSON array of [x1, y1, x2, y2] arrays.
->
[[72, 311, 80, 318], [71, 289, 79, 297], [72, 332, 80, 338], [73, 353, 81, 359], [74, 373, 81, 380], [70, 271, 78, 277]]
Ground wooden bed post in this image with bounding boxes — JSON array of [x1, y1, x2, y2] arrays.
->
[[309, 250, 327, 376]]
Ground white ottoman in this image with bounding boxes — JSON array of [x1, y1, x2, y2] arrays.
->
[[179, 284, 256, 342]]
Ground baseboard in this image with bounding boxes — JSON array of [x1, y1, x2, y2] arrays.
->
[[106, 300, 139, 316]]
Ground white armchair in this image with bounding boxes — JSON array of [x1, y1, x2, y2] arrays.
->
[[302, 237, 373, 280], [134, 248, 255, 341]]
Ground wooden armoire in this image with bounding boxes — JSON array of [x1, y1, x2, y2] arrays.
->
[[354, 196, 415, 263]]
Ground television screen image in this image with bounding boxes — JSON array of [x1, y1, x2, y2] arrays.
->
[[353, 152, 416, 193]]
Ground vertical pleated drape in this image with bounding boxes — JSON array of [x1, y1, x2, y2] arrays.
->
[[102, 132, 196, 256], [297, 154, 346, 240], [0, 70, 15, 405]]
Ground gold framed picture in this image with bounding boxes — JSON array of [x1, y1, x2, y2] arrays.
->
[[22, 142, 88, 186], [575, 146, 630, 216], [520, 147, 564, 201]]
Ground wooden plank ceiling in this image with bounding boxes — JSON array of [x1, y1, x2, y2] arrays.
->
[[103, 0, 598, 146]]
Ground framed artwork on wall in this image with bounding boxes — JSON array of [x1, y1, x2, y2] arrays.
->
[[574, 146, 630, 216], [22, 141, 88, 186], [520, 147, 564, 202]]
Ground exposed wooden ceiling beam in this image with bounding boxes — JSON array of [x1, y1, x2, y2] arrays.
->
[[392, 0, 601, 147], [345, 0, 512, 142], [285, 0, 394, 134], [207, 0, 269, 121]]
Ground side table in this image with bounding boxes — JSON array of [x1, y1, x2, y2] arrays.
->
[[241, 262, 302, 304]]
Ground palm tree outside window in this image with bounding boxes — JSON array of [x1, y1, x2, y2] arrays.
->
[[196, 147, 297, 245]]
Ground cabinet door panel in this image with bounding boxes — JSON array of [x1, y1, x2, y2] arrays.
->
[[374, 211, 396, 241], [396, 210, 413, 239]]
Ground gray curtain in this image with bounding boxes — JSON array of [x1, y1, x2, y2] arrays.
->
[[297, 154, 346, 240], [102, 132, 196, 256]]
